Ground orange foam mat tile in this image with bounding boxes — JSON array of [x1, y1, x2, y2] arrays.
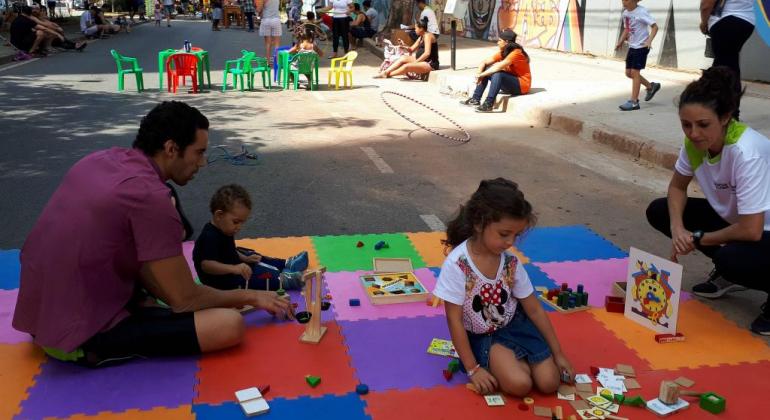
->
[[591, 300, 770, 370], [0, 342, 46, 420], [50, 405, 195, 420], [406, 231, 529, 267], [195, 322, 358, 404], [549, 311, 652, 374], [236, 236, 319, 268]]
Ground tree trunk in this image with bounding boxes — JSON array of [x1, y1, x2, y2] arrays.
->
[[383, 0, 414, 31]]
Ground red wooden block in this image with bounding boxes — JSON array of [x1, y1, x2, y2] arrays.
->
[[258, 384, 270, 396], [605, 296, 625, 313], [590, 366, 600, 376], [356, 241, 364, 248], [442, 369, 453, 381], [655, 332, 686, 343]]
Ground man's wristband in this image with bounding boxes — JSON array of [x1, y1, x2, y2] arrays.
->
[[692, 230, 704, 246], [467, 363, 481, 377]]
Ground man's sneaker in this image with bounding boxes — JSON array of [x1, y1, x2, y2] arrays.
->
[[645, 82, 661, 101], [750, 304, 770, 335], [279, 271, 305, 290], [692, 268, 748, 298], [475, 102, 494, 113], [619, 100, 640, 111], [285, 251, 308, 273], [460, 98, 480, 107]]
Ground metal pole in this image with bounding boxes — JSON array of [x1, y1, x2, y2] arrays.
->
[[451, 19, 456, 70]]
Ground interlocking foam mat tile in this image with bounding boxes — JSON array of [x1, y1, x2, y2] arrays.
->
[[312, 233, 426, 272], [1, 228, 767, 420], [0, 249, 20, 290]]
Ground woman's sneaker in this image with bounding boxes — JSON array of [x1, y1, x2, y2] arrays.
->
[[460, 98, 480, 106], [750, 304, 770, 336], [692, 268, 747, 298]]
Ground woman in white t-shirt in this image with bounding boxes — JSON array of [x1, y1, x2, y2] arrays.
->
[[318, 0, 352, 58], [646, 66, 770, 336], [699, 0, 755, 118], [433, 178, 573, 396]]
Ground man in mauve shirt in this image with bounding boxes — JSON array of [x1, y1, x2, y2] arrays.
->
[[13, 101, 292, 367]]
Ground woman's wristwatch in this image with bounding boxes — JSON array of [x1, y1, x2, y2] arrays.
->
[[692, 230, 704, 246]]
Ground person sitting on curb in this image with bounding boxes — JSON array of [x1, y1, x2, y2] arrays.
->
[[646, 66, 770, 336], [33, 5, 87, 51], [460, 29, 531, 113], [374, 18, 437, 80], [80, 6, 110, 38], [349, 2, 375, 49], [9, 5, 58, 57], [13, 101, 293, 367]]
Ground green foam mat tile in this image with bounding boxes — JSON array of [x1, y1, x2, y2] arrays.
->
[[311, 233, 426, 272]]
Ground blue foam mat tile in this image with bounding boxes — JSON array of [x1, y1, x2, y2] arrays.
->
[[428, 267, 441, 279], [0, 249, 20, 290], [517, 225, 627, 263], [193, 393, 370, 419]]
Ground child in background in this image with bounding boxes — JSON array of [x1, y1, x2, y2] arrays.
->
[[154, 2, 162, 26], [193, 184, 309, 291], [616, 0, 660, 111], [211, 0, 223, 31], [432, 178, 574, 396], [288, 30, 323, 56]]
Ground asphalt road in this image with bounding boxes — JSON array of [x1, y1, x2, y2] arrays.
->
[[0, 19, 766, 334]]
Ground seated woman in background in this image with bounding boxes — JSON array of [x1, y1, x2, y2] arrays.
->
[[460, 29, 531, 112], [374, 18, 437, 80]]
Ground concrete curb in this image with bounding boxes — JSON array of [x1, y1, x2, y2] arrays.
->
[[363, 37, 678, 170]]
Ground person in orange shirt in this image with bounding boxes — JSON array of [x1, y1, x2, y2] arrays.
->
[[460, 29, 531, 113]]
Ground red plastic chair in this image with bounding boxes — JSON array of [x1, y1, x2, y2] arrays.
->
[[166, 53, 199, 93]]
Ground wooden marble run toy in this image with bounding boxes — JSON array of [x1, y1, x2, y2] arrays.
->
[[298, 267, 327, 344]]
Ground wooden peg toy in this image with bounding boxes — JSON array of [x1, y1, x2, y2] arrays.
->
[[299, 267, 327, 344]]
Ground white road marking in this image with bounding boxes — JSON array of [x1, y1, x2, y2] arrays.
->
[[0, 59, 39, 73], [360, 146, 394, 174], [420, 214, 446, 232]]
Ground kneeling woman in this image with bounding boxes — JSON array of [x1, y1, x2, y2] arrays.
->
[[461, 29, 531, 112], [375, 18, 437, 80]]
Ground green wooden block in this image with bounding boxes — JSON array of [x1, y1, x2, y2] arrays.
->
[[448, 359, 460, 373], [614, 394, 625, 404], [624, 395, 646, 407], [312, 233, 426, 272], [305, 375, 321, 387], [699, 392, 725, 414]]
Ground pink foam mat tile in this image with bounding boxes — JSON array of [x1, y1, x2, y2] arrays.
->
[[534, 258, 692, 307], [0, 289, 30, 344], [326, 268, 444, 322]]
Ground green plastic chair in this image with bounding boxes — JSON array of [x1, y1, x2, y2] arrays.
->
[[191, 47, 211, 89], [240, 49, 272, 90], [287, 52, 319, 91], [157, 49, 176, 90], [110, 49, 144, 92], [222, 51, 255, 92]]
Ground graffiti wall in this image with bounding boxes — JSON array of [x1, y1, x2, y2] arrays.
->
[[377, 0, 769, 80]]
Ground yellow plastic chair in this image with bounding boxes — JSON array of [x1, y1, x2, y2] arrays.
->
[[327, 51, 358, 89]]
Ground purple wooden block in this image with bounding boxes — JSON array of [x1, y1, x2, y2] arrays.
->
[[19, 355, 199, 419], [339, 316, 465, 392]]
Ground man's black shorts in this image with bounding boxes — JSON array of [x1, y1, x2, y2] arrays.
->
[[80, 307, 200, 367], [626, 47, 650, 70]]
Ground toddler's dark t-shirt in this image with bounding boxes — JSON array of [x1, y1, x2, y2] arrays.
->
[[193, 222, 243, 289]]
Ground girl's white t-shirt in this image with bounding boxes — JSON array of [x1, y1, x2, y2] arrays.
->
[[433, 240, 534, 334], [331, 0, 352, 18], [675, 122, 770, 230], [622, 6, 656, 49], [709, 0, 756, 30]]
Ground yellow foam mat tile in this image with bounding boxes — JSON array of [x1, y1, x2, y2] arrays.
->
[[590, 300, 770, 370], [406, 231, 529, 266], [236, 236, 319, 268], [0, 342, 46, 420]]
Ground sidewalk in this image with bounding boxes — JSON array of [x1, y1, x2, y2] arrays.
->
[[364, 36, 770, 169]]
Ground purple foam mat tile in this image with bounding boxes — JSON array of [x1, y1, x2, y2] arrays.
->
[[338, 316, 464, 392], [534, 258, 693, 307], [19, 355, 200, 419], [244, 282, 334, 328], [0, 289, 31, 344], [326, 269, 444, 322]]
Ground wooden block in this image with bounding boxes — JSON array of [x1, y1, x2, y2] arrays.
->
[[484, 394, 505, 406], [623, 378, 641, 390], [659, 381, 680, 405], [558, 384, 576, 396], [569, 400, 591, 411], [576, 382, 593, 393], [615, 363, 635, 377], [235, 387, 262, 403], [674, 376, 695, 388], [534, 406, 552, 417], [536, 287, 591, 314], [554, 405, 564, 419], [240, 398, 270, 417]]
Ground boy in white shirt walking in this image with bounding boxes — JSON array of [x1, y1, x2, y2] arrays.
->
[[615, 0, 660, 111]]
